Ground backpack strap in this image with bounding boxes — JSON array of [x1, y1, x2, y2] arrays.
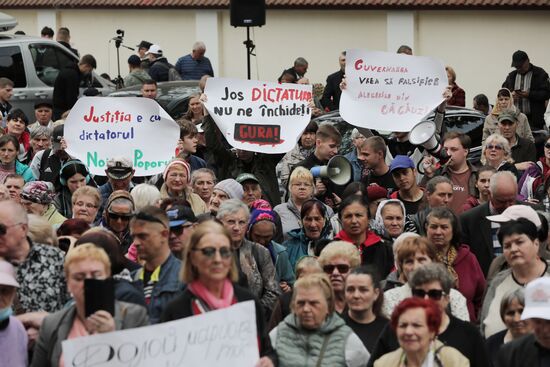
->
[[315, 334, 332, 367]]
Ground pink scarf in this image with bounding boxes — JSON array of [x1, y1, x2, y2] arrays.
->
[[188, 278, 235, 310]]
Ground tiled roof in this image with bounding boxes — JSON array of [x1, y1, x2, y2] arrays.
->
[[2, 0, 549, 8]]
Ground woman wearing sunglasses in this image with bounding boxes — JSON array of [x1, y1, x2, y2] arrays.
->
[[480, 133, 519, 178], [369, 263, 489, 367], [101, 190, 135, 254], [161, 220, 277, 367], [318, 241, 362, 314]]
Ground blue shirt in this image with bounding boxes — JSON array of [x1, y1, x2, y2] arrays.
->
[[175, 54, 214, 80]]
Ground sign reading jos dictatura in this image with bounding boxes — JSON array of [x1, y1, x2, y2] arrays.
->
[[204, 77, 312, 154], [64, 97, 179, 176], [340, 49, 447, 132]]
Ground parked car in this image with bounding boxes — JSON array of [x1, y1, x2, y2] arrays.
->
[[0, 12, 115, 120], [108, 80, 200, 120]]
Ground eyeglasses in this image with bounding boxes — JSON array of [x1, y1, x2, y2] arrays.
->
[[0, 222, 23, 236], [134, 211, 167, 228], [74, 201, 98, 210], [108, 212, 134, 221], [412, 288, 446, 300], [170, 224, 193, 236], [486, 144, 504, 151], [192, 246, 233, 259], [323, 264, 350, 274]]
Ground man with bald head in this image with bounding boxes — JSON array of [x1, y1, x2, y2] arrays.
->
[[460, 171, 520, 276], [175, 41, 214, 80], [0, 201, 67, 313]]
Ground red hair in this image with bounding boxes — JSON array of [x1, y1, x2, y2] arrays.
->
[[390, 298, 442, 334]]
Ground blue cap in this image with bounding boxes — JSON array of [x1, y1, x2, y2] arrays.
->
[[389, 155, 415, 172], [166, 205, 196, 228]]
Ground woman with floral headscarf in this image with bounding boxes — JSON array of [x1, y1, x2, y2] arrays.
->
[[159, 158, 207, 215], [20, 181, 66, 226], [482, 88, 533, 143]]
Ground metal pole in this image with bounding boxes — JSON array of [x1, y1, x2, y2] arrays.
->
[[246, 26, 251, 80]]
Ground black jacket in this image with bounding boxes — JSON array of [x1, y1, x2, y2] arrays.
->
[[161, 283, 277, 363], [496, 334, 549, 367], [321, 70, 344, 111], [511, 135, 537, 164], [52, 62, 81, 118], [148, 57, 173, 82], [502, 64, 550, 129]]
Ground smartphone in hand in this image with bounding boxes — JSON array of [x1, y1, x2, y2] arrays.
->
[[84, 278, 115, 317]]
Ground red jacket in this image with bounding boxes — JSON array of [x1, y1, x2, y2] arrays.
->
[[453, 244, 486, 322]]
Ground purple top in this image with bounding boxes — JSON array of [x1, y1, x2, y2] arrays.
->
[[0, 316, 28, 367]]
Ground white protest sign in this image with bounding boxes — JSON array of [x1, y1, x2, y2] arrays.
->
[[340, 49, 447, 132], [64, 97, 179, 176], [62, 300, 259, 367], [203, 77, 312, 154]]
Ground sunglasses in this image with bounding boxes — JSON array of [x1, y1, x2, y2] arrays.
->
[[486, 144, 504, 151], [192, 246, 233, 259], [545, 143, 550, 149], [170, 224, 193, 236], [135, 211, 167, 228], [412, 288, 446, 300], [108, 212, 134, 221], [0, 222, 23, 236], [323, 264, 350, 274]]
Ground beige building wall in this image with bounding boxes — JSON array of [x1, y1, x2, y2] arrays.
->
[[8, 9, 37, 35], [418, 10, 550, 108]]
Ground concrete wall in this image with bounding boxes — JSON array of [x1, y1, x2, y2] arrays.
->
[[7, 8, 550, 108]]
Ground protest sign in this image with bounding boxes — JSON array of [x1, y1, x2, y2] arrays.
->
[[62, 300, 259, 367], [203, 77, 312, 154], [64, 97, 180, 176], [340, 49, 447, 132]]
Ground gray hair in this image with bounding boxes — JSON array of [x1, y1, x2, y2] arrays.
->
[[481, 133, 513, 165], [499, 288, 525, 322], [193, 41, 206, 51], [30, 126, 52, 139], [426, 176, 452, 195], [216, 199, 249, 221], [28, 213, 57, 246], [109, 197, 135, 212], [294, 57, 308, 67], [351, 128, 364, 140], [489, 171, 517, 196], [191, 168, 216, 186], [131, 184, 160, 211], [409, 263, 454, 294], [0, 201, 28, 225]]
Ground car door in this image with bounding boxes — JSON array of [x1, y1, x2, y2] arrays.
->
[[0, 44, 31, 119]]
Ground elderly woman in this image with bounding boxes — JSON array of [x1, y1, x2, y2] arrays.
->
[[160, 158, 207, 215], [481, 133, 519, 177], [425, 207, 486, 322], [190, 167, 216, 205], [270, 273, 370, 367], [335, 195, 394, 278], [101, 190, 135, 253], [31, 244, 149, 367], [382, 236, 470, 322], [318, 240, 361, 314], [485, 289, 532, 366], [275, 167, 334, 240], [373, 199, 406, 243], [161, 220, 276, 366], [54, 160, 94, 218], [283, 198, 332, 269], [29, 126, 52, 160], [371, 263, 489, 367], [20, 181, 66, 226], [0, 260, 28, 366], [216, 199, 280, 317], [343, 266, 388, 353], [480, 218, 550, 338], [0, 134, 34, 183], [277, 121, 318, 188], [28, 214, 58, 246], [247, 208, 295, 292], [130, 183, 161, 211], [268, 256, 323, 330], [71, 186, 101, 225], [482, 88, 533, 143], [374, 298, 468, 367]]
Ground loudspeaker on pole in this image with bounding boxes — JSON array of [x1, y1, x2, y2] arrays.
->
[[230, 0, 266, 27]]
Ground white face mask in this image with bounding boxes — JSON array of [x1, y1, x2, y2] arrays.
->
[[0, 306, 13, 322]]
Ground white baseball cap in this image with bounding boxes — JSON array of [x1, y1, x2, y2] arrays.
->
[[145, 44, 162, 56], [486, 205, 542, 229], [0, 260, 19, 288], [521, 277, 550, 320]]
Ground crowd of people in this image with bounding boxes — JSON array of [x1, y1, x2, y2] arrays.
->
[[0, 27, 550, 367]]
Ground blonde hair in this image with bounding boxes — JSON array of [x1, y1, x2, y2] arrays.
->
[[292, 273, 335, 313], [289, 166, 314, 186], [481, 133, 513, 165], [181, 221, 239, 283], [295, 256, 323, 278], [72, 186, 101, 206], [28, 214, 58, 246], [64, 243, 111, 277], [317, 240, 361, 268], [445, 65, 456, 83]]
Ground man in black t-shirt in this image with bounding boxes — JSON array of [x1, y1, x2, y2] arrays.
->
[[389, 155, 424, 215], [359, 136, 397, 194]]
